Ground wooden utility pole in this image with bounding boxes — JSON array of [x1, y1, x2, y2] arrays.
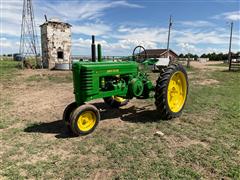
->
[[187, 53, 190, 68], [228, 22, 233, 70], [167, 15, 172, 58]]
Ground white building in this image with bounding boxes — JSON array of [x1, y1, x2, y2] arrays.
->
[[40, 18, 71, 69], [197, 58, 209, 63]]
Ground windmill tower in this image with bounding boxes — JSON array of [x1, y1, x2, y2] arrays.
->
[[19, 0, 39, 68]]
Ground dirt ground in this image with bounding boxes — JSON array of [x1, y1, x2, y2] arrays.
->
[[189, 61, 227, 70], [1, 70, 72, 124]]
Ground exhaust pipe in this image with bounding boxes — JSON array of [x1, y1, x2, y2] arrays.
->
[[97, 44, 102, 62], [91, 35, 96, 62]]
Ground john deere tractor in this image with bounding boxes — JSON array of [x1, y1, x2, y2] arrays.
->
[[63, 36, 188, 136]]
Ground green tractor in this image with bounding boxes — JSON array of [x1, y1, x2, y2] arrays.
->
[[63, 36, 188, 136]]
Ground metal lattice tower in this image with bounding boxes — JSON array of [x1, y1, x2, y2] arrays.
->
[[19, 0, 39, 67]]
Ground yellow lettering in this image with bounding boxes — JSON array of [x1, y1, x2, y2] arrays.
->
[[107, 69, 119, 73]]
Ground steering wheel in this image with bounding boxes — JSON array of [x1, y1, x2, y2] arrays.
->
[[132, 45, 147, 63]]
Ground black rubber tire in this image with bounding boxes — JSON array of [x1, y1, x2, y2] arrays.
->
[[62, 102, 77, 132], [154, 63, 188, 120], [69, 104, 100, 136], [103, 96, 129, 108]]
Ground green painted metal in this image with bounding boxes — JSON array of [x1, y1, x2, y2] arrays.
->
[[142, 58, 158, 66], [72, 61, 154, 106], [129, 78, 144, 97], [73, 61, 143, 105], [97, 44, 102, 62]]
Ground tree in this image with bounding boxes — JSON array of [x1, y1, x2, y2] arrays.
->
[[179, 53, 184, 58], [200, 52, 230, 61], [193, 54, 198, 60]]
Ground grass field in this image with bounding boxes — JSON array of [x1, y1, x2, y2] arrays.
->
[[0, 60, 240, 179]]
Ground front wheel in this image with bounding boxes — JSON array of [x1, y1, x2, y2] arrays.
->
[[69, 104, 100, 136], [63, 102, 77, 132], [155, 64, 188, 119]]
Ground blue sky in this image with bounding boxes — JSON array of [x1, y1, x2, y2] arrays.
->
[[1, 0, 240, 56]]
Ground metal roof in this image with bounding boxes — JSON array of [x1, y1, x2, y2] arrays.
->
[[140, 49, 178, 57]]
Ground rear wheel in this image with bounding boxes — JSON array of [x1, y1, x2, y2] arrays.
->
[[103, 96, 129, 108], [155, 63, 188, 119], [70, 104, 100, 136]]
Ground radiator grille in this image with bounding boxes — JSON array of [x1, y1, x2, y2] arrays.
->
[[80, 69, 93, 91]]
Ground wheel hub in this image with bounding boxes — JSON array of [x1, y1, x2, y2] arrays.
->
[[77, 111, 96, 131], [167, 71, 187, 113]]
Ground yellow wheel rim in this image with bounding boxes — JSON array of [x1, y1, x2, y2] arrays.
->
[[113, 96, 126, 103], [167, 71, 187, 113], [77, 111, 96, 132]]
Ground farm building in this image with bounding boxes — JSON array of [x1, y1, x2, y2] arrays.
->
[[40, 18, 72, 69], [197, 58, 209, 63], [141, 49, 178, 60]]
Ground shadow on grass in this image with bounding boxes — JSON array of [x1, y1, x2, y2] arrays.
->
[[24, 119, 77, 139], [221, 69, 240, 72], [24, 102, 163, 138], [93, 102, 162, 123]]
